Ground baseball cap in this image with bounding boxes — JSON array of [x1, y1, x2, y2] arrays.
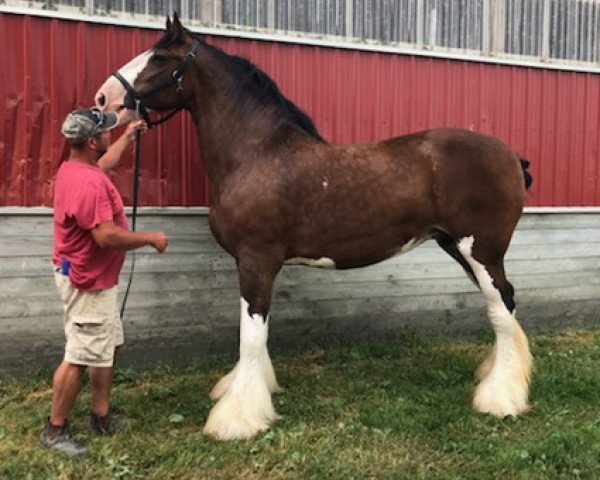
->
[[61, 107, 119, 142]]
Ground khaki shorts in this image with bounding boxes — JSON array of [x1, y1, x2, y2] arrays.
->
[[54, 268, 124, 367]]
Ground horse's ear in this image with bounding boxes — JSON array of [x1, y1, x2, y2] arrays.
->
[[166, 15, 172, 30], [171, 11, 187, 43]]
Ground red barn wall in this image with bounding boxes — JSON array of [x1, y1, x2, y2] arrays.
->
[[1, 12, 599, 207]]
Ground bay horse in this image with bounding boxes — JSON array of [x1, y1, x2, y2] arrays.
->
[[95, 14, 533, 441]]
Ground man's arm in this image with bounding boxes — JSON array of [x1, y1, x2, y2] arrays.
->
[[91, 220, 168, 253], [98, 119, 147, 173]]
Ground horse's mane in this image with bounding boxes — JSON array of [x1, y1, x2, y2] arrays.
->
[[152, 30, 324, 142], [216, 51, 324, 142]]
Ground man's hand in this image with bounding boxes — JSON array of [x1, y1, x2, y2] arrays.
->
[[125, 119, 148, 141], [92, 221, 169, 253], [149, 231, 168, 253], [98, 119, 148, 172]]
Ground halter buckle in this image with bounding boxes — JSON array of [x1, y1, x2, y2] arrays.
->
[[172, 71, 184, 93]]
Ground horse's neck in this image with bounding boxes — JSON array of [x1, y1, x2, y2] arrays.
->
[[189, 104, 278, 184], [188, 51, 296, 186]]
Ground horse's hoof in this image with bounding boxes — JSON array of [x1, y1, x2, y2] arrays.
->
[[203, 399, 280, 441], [203, 363, 280, 441], [203, 416, 270, 441], [472, 378, 530, 417]]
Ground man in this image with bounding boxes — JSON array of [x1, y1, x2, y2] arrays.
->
[[39, 108, 168, 457]]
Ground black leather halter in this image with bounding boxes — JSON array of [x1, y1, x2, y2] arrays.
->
[[112, 38, 201, 128], [115, 39, 201, 319]]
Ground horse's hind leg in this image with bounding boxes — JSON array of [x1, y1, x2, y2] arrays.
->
[[457, 236, 532, 417], [436, 231, 508, 381], [203, 255, 283, 441], [435, 230, 477, 286]]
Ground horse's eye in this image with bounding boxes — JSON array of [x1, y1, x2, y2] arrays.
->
[[152, 54, 167, 63]]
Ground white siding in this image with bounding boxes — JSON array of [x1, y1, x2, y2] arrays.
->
[[1, 209, 599, 376]]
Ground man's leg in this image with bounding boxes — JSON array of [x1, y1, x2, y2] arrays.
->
[[89, 347, 126, 434], [89, 364, 114, 417], [50, 361, 85, 426], [89, 346, 120, 417], [39, 360, 88, 457], [89, 346, 120, 418], [40, 271, 89, 456]]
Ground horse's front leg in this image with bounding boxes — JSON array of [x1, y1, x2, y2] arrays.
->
[[209, 314, 283, 401], [203, 254, 283, 441]]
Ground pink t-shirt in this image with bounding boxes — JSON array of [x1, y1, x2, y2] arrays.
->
[[52, 161, 128, 291]]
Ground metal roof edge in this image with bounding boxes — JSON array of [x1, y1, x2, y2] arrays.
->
[[2, 6, 599, 75]]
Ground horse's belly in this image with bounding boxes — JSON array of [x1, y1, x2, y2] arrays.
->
[[284, 235, 431, 270], [388, 235, 431, 256], [284, 257, 337, 268]]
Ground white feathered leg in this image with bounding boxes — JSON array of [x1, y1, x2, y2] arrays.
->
[[458, 236, 532, 417], [208, 363, 239, 400], [203, 298, 281, 440], [209, 336, 283, 400], [261, 345, 285, 394]]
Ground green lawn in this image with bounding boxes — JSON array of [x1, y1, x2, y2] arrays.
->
[[1, 329, 599, 479]]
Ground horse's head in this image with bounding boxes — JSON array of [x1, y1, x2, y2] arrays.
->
[[95, 13, 200, 124]]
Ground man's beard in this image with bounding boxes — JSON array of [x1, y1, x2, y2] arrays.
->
[[95, 147, 107, 159]]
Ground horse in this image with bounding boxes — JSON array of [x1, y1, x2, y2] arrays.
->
[[95, 14, 533, 441]]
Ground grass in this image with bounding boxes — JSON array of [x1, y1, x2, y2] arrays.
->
[[1, 329, 599, 479]]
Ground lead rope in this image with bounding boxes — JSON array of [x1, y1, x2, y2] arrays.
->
[[120, 104, 143, 319]]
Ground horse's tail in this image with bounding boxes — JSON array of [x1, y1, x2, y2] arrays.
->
[[519, 157, 533, 190]]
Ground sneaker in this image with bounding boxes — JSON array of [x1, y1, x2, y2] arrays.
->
[[89, 410, 130, 435], [38, 418, 87, 457]]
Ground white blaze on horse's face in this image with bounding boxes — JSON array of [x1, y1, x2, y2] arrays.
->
[[94, 50, 153, 120]]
